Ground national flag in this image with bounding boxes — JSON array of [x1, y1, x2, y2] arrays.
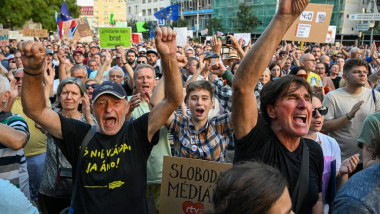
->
[[55, 11, 63, 39], [136, 22, 147, 33], [110, 13, 115, 25], [150, 22, 154, 39], [68, 20, 78, 39], [154, 4, 179, 21], [60, 1, 73, 22]]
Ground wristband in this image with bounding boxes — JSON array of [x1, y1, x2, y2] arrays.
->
[[24, 70, 42, 76], [346, 113, 352, 120]]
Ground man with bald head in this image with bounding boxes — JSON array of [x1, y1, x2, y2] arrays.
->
[[300, 53, 323, 90]]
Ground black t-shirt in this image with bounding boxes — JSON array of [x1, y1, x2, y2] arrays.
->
[[54, 113, 159, 214], [331, 76, 341, 89], [234, 114, 323, 214]]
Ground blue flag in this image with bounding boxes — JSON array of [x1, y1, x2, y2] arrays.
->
[[60, 1, 73, 22], [150, 22, 154, 39], [154, 4, 179, 20]]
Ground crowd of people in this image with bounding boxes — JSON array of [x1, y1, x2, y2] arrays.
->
[[1, 0, 380, 213]]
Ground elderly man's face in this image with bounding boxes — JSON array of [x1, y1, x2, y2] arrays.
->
[[109, 69, 124, 85], [300, 54, 316, 72], [93, 94, 128, 135], [351, 50, 362, 59], [71, 68, 88, 83]]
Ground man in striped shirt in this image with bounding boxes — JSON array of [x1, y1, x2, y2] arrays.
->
[[0, 75, 30, 196]]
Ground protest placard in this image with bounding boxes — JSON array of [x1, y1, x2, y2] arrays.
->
[[174, 27, 188, 46], [0, 29, 9, 46], [159, 156, 232, 214], [283, 4, 333, 43], [76, 23, 93, 38], [325, 26, 336, 44], [131, 33, 142, 44], [99, 28, 131, 48], [22, 29, 49, 38], [234, 33, 251, 47]]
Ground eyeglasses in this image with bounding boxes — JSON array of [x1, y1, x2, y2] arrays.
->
[[137, 61, 146, 64], [73, 75, 86, 80], [109, 75, 123, 79], [77, 46, 83, 48], [303, 59, 316, 62], [296, 74, 308, 79], [312, 106, 328, 117], [14, 77, 21, 82], [86, 84, 99, 89]]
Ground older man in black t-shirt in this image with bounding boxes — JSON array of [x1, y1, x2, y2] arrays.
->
[[19, 27, 183, 214], [231, 0, 324, 214]]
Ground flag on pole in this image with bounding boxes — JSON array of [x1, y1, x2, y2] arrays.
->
[[55, 11, 63, 39], [60, 1, 73, 22], [110, 14, 115, 25], [150, 22, 154, 39], [136, 22, 147, 33], [68, 19, 78, 39], [154, 4, 179, 20]]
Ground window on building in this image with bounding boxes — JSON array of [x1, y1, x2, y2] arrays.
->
[[128, 7, 131, 13], [154, 0, 157, 2], [142, 10, 146, 16], [154, 8, 157, 13], [148, 9, 151, 15], [104, 11, 108, 15], [104, 5, 108, 8], [160, 7, 163, 10], [148, 0, 151, 3], [142, 0, 145, 3]]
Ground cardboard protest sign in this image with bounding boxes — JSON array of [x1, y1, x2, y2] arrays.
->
[[0, 29, 9, 46], [283, 4, 333, 43], [174, 27, 187, 47], [159, 156, 232, 214], [22, 29, 49, 38], [76, 23, 93, 38], [325, 26, 336, 44], [99, 27, 131, 48], [234, 33, 251, 47]]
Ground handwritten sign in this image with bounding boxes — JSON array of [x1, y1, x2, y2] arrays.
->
[[159, 156, 232, 214], [99, 27, 131, 48], [300, 11, 314, 21], [283, 4, 334, 43], [234, 33, 251, 47], [132, 33, 142, 44], [325, 26, 336, 44], [0, 29, 9, 46], [22, 29, 49, 38]]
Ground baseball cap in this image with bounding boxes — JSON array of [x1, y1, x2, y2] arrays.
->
[[92, 81, 127, 103], [147, 49, 158, 56], [139, 48, 147, 53], [73, 49, 84, 55], [46, 48, 53, 55], [90, 45, 100, 49]]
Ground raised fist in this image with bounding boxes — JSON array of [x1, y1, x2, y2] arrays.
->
[[155, 27, 177, 58], [17, 41, 46, 73]]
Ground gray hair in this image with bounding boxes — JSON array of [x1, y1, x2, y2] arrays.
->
[[0, 75, 10, 93], [70, 64, 87, 75], [53, 77, 86, 109], [350, 47, 360, 54], [108, 66, 125, 79], [133, 64, 155, 78]]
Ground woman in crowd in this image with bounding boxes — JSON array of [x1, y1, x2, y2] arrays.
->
[[213, 162, 293, 214], [329, 64, 341, 89], [84, 78, 99, 101], [38, 77, 96, 213], [269, 61, 282, 78], [289, 66, 308, 79], [259, 69, 271, 86], [304, 93, 359, 213], [315, 62, 335, 94]]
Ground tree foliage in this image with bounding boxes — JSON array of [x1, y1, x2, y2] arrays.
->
[[235, 2, 258, 33], [207, 17, 224, 35], [171, 18, 188, 28], [0, 0, 80, 31]]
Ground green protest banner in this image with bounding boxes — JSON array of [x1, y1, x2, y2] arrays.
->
[[99, 27, 131, 48]]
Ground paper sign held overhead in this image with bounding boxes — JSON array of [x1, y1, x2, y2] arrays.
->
[[159, 156, 232, 214], [0, 29, 9, 46], [234, 33, 251, 47], [325, 26, 336, 44], [22, 29, 49, 38], [99, 28, 132, 48], [173, 27, 188, 47], [283, 4, 334, 43]]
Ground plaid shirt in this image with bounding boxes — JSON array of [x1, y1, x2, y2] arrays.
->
[[212, 77, 263, 112], [168, 112, 234, 162]]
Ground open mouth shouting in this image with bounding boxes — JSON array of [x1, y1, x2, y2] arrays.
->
[[142, 86, 150, 93], [104, 116, 117, 129], [293, 114, 307, 126], [195, 108, 205, 117]]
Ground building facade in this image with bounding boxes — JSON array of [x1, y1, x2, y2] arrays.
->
[[93, 0, 127, 27], [126, 0, 171, 22]]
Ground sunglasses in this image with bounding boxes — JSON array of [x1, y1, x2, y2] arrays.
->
[[137, 61, 146, 64], [296, 74, 308, 79], [14, 76, 21, 82], [312, 106, 328, 117], [86, 84, 99, 89]]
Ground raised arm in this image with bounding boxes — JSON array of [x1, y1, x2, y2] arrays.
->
[[147, 27, 183, 141], [95, 49, 112, 83], [18, 41, 63, 139], [232, 0, 310, 140]]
